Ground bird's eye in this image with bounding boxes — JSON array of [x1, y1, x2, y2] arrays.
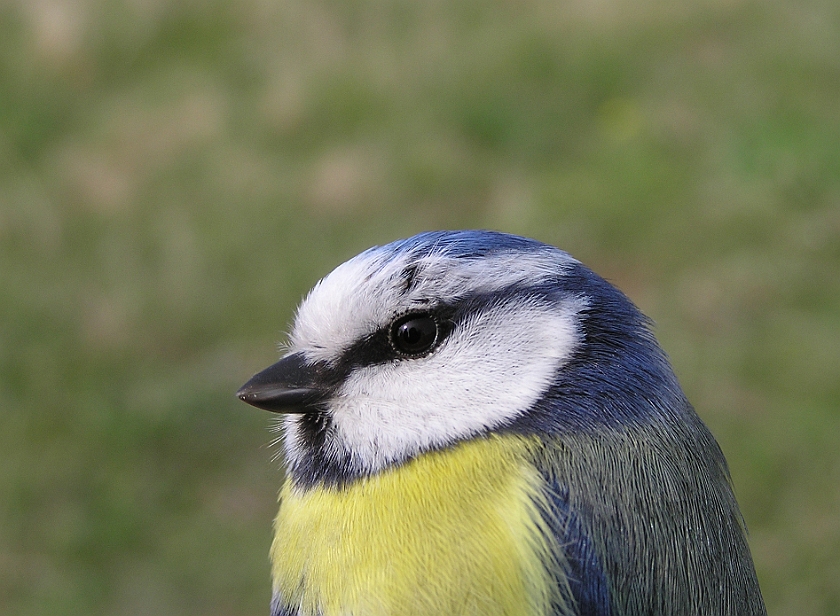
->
[[390, 313, 439, 357]]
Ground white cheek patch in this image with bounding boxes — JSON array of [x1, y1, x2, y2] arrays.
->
[[307, 296, 586, 473], [289, 249, 576, 365]]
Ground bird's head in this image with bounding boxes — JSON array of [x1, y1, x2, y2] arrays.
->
[[238, 230, 683, 487]]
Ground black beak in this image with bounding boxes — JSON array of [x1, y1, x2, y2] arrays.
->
[[237, 353, 329, 413]]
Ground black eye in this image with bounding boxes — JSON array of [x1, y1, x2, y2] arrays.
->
[[390, 313, 439, 357]]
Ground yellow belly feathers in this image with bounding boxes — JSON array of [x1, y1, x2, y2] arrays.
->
[[271, 434, 565, 616]]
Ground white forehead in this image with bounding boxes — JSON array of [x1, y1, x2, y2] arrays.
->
[[289, 246, 574, 363]]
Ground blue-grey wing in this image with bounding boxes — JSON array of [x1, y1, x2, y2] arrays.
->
[[539, 476, 612, 616], [271, 593, 303, 616]]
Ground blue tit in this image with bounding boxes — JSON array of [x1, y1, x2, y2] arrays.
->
[[238, 230, 766, 616]]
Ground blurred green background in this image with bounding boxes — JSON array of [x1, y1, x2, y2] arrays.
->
[[1, 0, 838, 614]]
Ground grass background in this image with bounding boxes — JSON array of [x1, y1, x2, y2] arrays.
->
[[1, 0, 839, 614]]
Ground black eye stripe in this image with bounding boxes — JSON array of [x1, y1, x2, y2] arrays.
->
[[329, 288, 561, 374], [328, 305, 457, 371]]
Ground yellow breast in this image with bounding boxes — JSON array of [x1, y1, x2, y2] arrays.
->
[[270, 434, 565, 616]]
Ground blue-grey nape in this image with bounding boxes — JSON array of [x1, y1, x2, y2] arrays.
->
[[505, 260, 685, 433]]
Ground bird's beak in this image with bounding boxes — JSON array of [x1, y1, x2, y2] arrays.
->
[[237, 352, 329, 413]]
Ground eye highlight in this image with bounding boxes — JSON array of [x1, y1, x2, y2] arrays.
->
[[390, 313, 439, 357]]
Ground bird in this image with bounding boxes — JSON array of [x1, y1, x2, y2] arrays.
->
[[237, 230, 766, 616]]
